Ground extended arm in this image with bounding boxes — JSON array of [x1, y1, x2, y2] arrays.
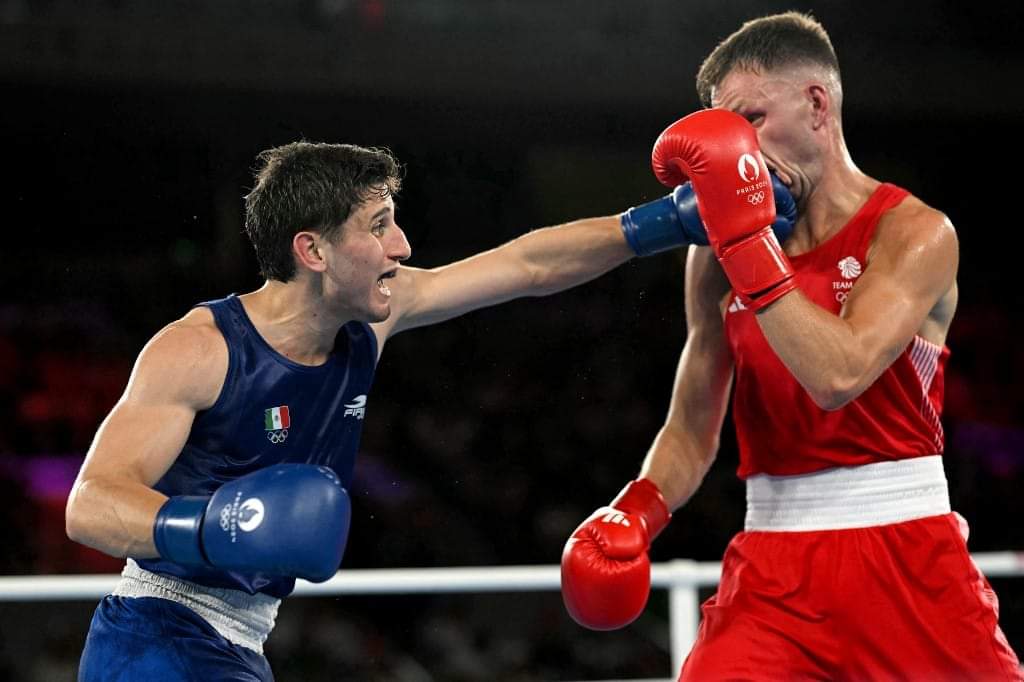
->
[[375, 215, 633, 338], [373, 178, 796, 348]]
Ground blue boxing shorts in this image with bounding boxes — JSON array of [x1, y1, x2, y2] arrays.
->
[[79, 596, 274, 682]]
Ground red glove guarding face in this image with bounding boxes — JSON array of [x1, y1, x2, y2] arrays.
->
[[561, 478, 671, 630], [652, 109, 797, 310]]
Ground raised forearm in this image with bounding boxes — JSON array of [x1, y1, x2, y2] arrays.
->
[[756, 292, 889, 409], [66, 476, 167, 558]]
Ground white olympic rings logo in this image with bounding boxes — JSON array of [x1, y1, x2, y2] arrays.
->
[[267, 429, 289, 444], [219, 504, 231, 531], [747, 191, 766, 205]]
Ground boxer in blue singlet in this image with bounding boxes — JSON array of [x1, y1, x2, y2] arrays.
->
[[66, 142, 797, 680]]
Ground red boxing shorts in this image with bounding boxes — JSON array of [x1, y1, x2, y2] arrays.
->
[[680, 457, 1022, 681]]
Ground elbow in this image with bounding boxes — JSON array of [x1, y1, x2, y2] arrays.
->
[[807, 377, 861, 412], [699, 435, 721, 473], [809, 392, 850, 412], [64, 479, 99, 546], [65, 499, 87, 545], [520, 257, 558, 296], [514, 237, 564, 296]]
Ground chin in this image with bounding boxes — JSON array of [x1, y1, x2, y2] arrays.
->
[[365, 304, 391, 324]]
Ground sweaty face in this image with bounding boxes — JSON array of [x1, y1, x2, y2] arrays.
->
[[319, 193, 411, 323], [711, 68, 821, 201]]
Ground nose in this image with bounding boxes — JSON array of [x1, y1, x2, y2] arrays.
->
[[390, 224, 412, 262]]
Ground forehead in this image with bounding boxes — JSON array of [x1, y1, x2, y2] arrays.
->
[[350, 191, 395, 219], [710, 68, 792, 109]]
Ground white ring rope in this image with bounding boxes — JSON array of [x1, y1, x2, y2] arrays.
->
[[2, 553, 1019, 677], [0, 553, 1019, 601]]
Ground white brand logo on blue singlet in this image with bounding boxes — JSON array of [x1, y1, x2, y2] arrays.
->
[[344, 395, 367, 420]]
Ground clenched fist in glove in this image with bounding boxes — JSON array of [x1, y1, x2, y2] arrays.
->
[[652, 108, 798, 310], [561, 478, 671, 630]]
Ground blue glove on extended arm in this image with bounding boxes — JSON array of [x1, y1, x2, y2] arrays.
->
[[620, 173, 797, 256], [153, 463, 350, 583]]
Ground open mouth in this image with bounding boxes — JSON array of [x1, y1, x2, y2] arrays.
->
[[377, 270, 396, 297]]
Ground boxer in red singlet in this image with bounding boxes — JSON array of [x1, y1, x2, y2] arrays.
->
[[560, 12, 1022, 680]]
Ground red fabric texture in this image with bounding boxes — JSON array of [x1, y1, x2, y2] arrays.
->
[[679, 514, 1022, 680]]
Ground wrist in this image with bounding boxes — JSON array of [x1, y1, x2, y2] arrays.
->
[[620, 196, 681, 257], [620, 185, 707, 257], [611, 479, 671, 540], [740, 278, 798, 312], [717, 228, 795, 303], [153, 495, 210, 566]]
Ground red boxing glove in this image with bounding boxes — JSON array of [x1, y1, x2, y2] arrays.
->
[[652, 109, 796, 310], [561, 479, 671, 630]]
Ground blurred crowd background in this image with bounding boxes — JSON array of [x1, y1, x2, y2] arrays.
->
[[2, 0, 1023, 679]]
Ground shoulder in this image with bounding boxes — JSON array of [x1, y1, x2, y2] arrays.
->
[[873, 191, 957, 259], [129, 306, 229, 411], [150, 307, 227, 364], [866, 190, 958, 303]]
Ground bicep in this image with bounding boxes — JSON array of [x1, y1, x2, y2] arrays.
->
[[66, 385, 197, 556], [79, 395, 197, 487], [841, 210, 958, 371], [75, 323, 225, 488]]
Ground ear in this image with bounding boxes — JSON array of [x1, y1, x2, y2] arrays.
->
[[807, 83, 830, 130], [293, 231, 327, 273]]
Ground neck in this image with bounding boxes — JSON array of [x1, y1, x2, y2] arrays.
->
[[789, 134, 878, 254], [239, 280, 352, 366]]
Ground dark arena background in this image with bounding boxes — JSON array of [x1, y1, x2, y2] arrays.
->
[[2, 1, 1023, 680]]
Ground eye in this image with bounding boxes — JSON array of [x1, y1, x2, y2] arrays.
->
[[745, 112, 765, 127], [371, 221, 386, 237]]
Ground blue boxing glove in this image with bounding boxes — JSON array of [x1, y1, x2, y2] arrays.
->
[[153, 464, 350, 583], [620, 173, 797, 256]]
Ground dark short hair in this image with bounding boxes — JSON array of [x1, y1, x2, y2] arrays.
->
[[696, 11, 840, 107], [244, 142, 402, 282]]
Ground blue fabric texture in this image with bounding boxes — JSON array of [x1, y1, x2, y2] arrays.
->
[[79, 596, 273, 682]]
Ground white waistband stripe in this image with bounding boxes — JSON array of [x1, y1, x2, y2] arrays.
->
[[112, 560, 280, 654], [745, 456, 950, 531]]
